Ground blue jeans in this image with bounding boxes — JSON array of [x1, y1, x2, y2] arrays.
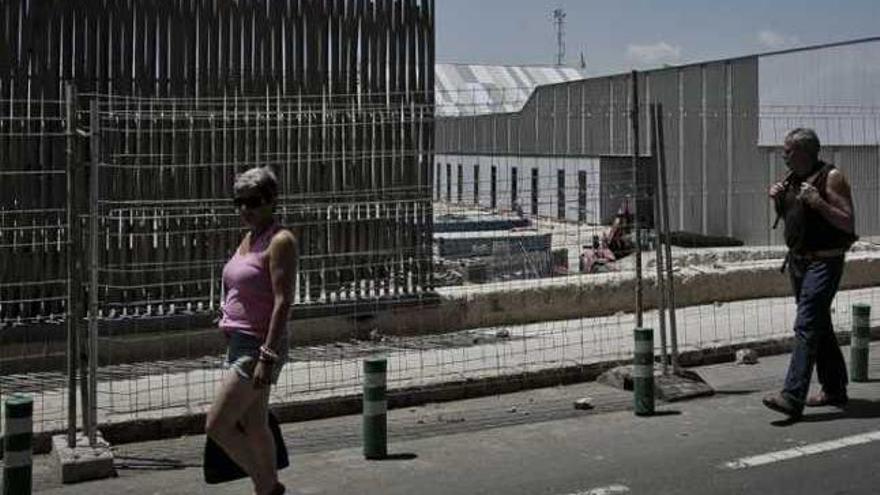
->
[[782, 256, 848, 408], [224, 330, 289, 385]]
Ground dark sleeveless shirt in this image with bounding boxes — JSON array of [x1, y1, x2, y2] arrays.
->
[[781, 161, 857, 253]]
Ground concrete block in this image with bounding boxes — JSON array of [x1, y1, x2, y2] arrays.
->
[[736, 348, 759, 365], [51, 432, 116, 484], [597, 365, 714, 402], [654, 370, 714, 402], [597, 365, 635, 390]]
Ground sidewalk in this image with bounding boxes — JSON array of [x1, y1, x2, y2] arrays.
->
[[26, 341, 880, 494]]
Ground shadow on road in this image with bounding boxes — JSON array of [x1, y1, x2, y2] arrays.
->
[[771, 398, 880, 426], [115, 455, 199, 470], [639, 410, 682, 417], [374, 453, 419, 461], [714, 389, 761, 396]]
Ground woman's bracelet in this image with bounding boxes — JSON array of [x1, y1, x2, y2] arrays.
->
[[259, 344, 280, 362]]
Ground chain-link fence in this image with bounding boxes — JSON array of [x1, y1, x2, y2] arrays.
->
[[0, 94, 81, 439], [3, 87, 880, 439], [0, 98, 71, 326], [91, 91, 433, 315]]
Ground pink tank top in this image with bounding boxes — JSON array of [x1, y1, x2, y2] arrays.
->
[[220, 222, 281, 337]]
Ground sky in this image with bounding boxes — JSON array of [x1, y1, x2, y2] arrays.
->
[[436, 0, 880, 76]]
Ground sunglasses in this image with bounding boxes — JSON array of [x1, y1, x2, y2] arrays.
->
[[233, 195, 266, 209]]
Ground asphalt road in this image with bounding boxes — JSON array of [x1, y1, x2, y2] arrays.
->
[[31, 347, 880, 495]]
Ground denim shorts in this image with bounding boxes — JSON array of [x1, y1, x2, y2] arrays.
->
[[224, 330, 289, 385]]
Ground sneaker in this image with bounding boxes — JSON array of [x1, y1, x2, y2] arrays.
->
[[762, 392, 803, 419], [805, 390, 848, 408]]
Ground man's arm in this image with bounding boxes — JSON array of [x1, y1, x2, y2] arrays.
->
[[799, 169, 855, 234], [769, 181, 786, 226]]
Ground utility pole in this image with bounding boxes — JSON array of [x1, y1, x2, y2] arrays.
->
[[552, 8, 566, 66]]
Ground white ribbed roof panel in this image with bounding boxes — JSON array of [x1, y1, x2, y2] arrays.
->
[[436, 63, 586, 117]]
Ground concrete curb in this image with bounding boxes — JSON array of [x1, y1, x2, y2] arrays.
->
[[22, 327, 880, 455]]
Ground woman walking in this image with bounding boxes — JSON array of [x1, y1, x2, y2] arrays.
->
[[206, 166, 297, 495]]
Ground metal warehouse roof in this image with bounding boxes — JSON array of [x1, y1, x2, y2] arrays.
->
[[435, 63, 586, 117]]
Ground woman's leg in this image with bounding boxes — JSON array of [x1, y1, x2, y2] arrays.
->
[[205, 370, 276, 493], [239, 386, 282, 494]]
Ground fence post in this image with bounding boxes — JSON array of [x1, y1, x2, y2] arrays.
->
[[631, 71, 643, 328], [3, 394, 33, 495], [851, 304, 871, 382], [650, 104, 669, 375], [654, 102, 681, 374], [634, 328, 655, 416], [87, 98, 101, 445], [64, 83, 80, 449], [363, 357, 388, 459]]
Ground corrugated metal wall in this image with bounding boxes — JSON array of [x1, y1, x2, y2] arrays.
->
[[436, 43, 880, 245], [436, 59, 766, 243], [758, 41, 880, 240], [728, 59, 764, 245]]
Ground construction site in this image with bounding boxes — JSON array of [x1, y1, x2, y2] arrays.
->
[[1, 1, 880, 492]]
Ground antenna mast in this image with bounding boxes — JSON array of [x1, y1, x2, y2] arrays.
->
[[552, 8, 566, 66]]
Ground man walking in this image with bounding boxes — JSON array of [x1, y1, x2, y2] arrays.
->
[[763, 128, 858, 420]]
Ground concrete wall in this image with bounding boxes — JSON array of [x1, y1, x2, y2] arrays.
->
[[9, 251, 880, 375]]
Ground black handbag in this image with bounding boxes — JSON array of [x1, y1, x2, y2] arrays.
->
[[203, 410, 290, 484]]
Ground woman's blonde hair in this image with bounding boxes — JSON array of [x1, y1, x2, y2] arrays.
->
[[234, 166, 279, 202]]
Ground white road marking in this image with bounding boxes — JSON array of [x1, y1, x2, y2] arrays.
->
[[723, 430, 880, 470], [564, 485, 630, 495]]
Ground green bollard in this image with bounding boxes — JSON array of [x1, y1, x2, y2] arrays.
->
[[363, 357, 387, 460], [3, 394, 33, 495], [634, 328, 655, 416], [851, 304, 871, 383]]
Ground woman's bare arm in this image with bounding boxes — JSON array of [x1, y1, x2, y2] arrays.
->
[[264, 230, 298, 351]]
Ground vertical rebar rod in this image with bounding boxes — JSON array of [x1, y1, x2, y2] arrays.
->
[[87, 98, 100, 445], [64, 83, 79, 449]]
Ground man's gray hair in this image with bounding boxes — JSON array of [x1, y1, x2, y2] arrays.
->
[[785, 128, 821, 158], [234, 166, 279, 202]]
